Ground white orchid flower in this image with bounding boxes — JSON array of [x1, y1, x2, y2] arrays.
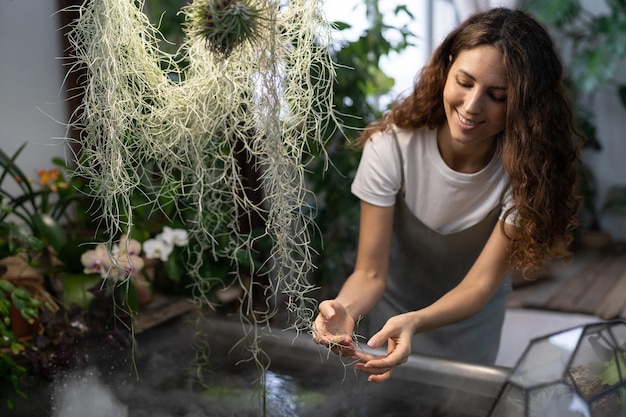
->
[[143, 238, 174, 262], [159, 226, 189, 247]]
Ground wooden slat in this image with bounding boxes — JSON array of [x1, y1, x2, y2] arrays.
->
[[595, 269, 626, 319], [134, 296, 196, 333], [574, 256, 626, 314], [506, 249, 626, 319], [545, 256, 615, 313]]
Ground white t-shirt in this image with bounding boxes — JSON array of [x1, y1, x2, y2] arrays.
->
[[351, 126, 514, 234]]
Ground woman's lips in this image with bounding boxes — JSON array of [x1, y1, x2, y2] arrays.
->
[[456, 110, 481, 128]]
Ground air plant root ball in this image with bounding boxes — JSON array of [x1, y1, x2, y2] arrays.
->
[[183, 0, 265, 57]]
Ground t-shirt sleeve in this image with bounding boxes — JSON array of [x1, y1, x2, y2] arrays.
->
[[499, 186, 517, 226], [351, 132, 402, 207]]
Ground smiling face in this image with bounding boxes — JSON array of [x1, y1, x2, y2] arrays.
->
[[442, 45, 507, 152]]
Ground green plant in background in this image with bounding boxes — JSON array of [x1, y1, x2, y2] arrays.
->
[[0, 351, 27, 411], [0, 144, 80, 257], [523, 0, 626, 232], [524, 0, 626, 94], [0, 280, 42, 354], [0, 143, 98, 307], [0, 215, 44, 263], [0, 275, 42, 411], [143, 0, 187, 55]]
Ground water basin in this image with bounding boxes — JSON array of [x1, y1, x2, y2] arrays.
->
[[9, 315, 509, 416]]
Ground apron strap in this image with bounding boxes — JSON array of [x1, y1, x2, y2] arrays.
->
[[390, 128, 406, 197]]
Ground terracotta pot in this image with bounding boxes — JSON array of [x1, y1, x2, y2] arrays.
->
[[133, 273, 154, 307], [8, 303, 37, 339]]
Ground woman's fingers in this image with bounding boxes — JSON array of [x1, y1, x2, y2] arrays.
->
[[353, 357, 394, 382], [352, 338, 408, 382], [317, 300, 335, 320]]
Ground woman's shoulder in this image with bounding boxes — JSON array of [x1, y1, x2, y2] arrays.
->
[[363, 125, 434, 174], [368, 124, 433, 145]]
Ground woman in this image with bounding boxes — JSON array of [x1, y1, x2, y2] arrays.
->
[[312, 7, 581, 382]]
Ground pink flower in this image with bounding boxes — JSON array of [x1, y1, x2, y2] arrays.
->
[[114, 234, 142, 257], [80, 244, 112, 277], [81, 235, 145, 281], [111, 252, 144, 280]]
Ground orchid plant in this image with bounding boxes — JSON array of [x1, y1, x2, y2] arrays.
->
[[80, 235, 144, 282], [80, 227, 189, 284]]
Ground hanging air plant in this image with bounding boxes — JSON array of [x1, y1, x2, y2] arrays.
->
[[182, 0, 266, 57], [64, 0, 337, 366]]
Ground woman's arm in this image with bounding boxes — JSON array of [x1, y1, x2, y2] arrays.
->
[[355, 220, 513, 382], [336, 201, 395, 319], [312, 201, 394, 353]]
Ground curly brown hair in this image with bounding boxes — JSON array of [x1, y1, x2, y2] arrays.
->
[[357, 8, 582, 275]]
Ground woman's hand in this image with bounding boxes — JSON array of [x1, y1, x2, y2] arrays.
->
[[352, 313, 415, 382], [312, 300, 356, 357]]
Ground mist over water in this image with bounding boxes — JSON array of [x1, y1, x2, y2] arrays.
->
[[52, 369, 128, 417]]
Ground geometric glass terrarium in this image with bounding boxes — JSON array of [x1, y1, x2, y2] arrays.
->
[[489, 320, 626, 417]]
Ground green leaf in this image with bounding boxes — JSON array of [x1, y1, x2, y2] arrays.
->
[[600, 352, 626, 385], [524, 0, 582, 27], [0, 280, 15, 293], [607, 0, 626, 9], [164, 255, 183, 282], [125, 281, 139, 314], [62, 273, 101, 309], [331, 21, 351, 31], [32, 213, 67, 252]]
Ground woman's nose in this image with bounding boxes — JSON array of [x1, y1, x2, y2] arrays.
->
[[464, 89, 483, 114]]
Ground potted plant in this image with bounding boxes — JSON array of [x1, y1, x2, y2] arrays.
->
[[0, 219, 44, 411], [0, 207, 49, 336]]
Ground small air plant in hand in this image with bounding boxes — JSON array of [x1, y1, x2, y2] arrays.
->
[[182, 0, 267, 57]]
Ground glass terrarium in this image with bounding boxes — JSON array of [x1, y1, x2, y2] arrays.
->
[[489, 320, 626, 417]]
